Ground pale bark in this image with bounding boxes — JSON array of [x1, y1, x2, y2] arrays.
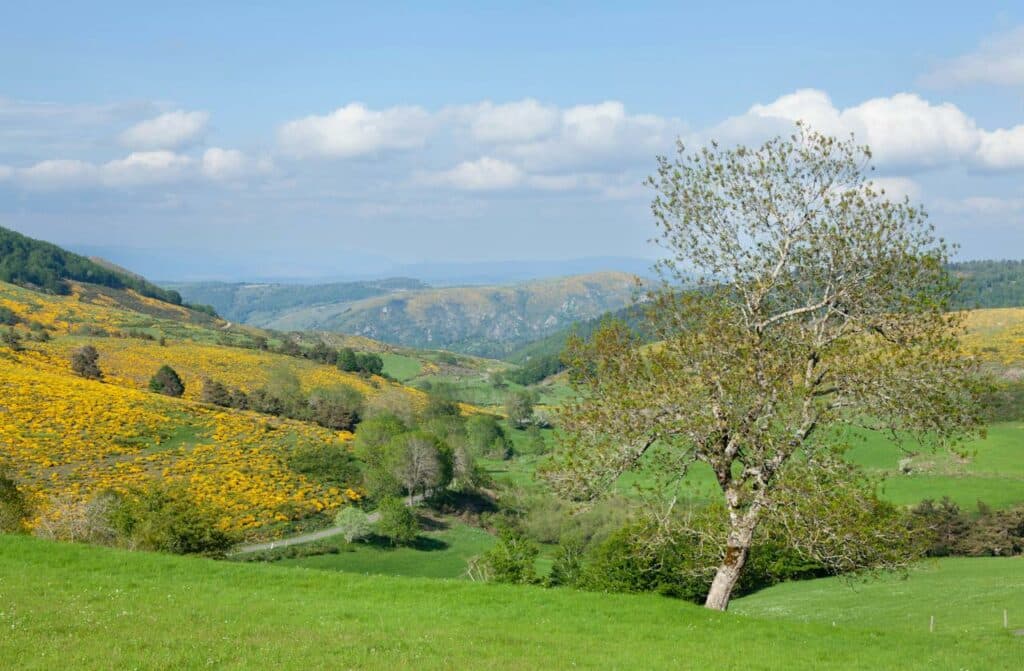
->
[[704, 514, 758, 610]]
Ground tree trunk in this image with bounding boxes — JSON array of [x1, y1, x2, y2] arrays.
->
[[704, 515, 757, 611]]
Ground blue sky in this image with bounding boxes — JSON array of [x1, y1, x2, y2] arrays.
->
[[1, 2, 1022, 279]]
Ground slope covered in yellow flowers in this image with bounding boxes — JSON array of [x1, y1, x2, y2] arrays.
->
[[0, 280, 429, 538]]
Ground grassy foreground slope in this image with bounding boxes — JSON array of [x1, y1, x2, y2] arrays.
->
[[1, 536, 1021, 671], [733, 556, 1024, 638]]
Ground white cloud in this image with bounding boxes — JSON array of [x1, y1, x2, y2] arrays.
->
[[977, 126, 1024, 171], [100, 151, 193, 186], [120, 110, 209, 150], [460, 99, 559, 143], [422, 157, 524, 190], [507, 101, 682, 171], [19, 159, 98, 188], [278, 103, 433, 158], [922, 26, 1024, 88], [200, 147, 272, 181], [0, 165, 12, 181], [937, 196, 1024, 216], [740, 89, 981, 169]]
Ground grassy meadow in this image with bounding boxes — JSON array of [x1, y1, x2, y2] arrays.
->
[[2, 534, 1022, 670]]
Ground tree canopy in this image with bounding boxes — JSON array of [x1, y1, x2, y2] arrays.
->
[[543, 124, 986, 610]]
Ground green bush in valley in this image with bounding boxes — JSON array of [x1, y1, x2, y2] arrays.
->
[[148, 365, 185, 397], [477, 525, 539, 585], [375, 497, 418, 546]]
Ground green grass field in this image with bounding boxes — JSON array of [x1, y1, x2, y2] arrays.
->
[[379, 352, 423, 382], [488, 422, 1024, 510], [272, 521, 495, 579], [1, 535, 1021, 670], [733, 556, 1024, 638]]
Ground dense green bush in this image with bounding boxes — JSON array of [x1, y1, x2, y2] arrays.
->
[[466, 414, 513, 459], [148, 365, 185, 397], [307, 384, 364, 431], [477, 525, 539, 584], [0, 306, 20, 325], [375, 497, 419, 546], [109, 484, 235, 556]]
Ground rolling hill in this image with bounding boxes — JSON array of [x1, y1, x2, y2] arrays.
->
[[174, 272, 641, 358], [0, 277, 431, 539]]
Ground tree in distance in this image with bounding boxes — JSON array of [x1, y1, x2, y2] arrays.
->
[[543, 124, 987, 611], [70, 345, 102, 380], [148, 365, 185, 398]]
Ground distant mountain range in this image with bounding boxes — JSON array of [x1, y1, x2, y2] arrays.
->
[[172, 272, 642, 358]]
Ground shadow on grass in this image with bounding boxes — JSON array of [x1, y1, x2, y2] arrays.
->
[[359, 534, 450, 552]]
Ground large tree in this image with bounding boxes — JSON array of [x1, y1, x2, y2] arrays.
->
[[543, 125, 985, 610]]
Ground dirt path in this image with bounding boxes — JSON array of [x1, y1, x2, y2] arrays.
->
[[231, 495, 423, 555]]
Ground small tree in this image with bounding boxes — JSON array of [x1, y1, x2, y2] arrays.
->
[[478, 525, 539, 584], [148, 365, 185, 397], [544, 125, 985, 610], [336, 347, 359, 372], [384, 432, 449, 504], [356, 352, 384, 376], [334, 506, 373, 543], [375, 496, 418, 546], [70, 345, 102, 380], [504, 390, 535, 429], [466, 414, 513, 459]]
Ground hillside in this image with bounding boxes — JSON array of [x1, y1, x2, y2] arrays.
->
[[0, 225, 183, 305], [0, 279, 429, 538], [1, 535, 1020, 670], [204, 272, 641, 358]]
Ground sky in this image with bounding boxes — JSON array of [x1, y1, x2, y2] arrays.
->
[[1, 2, 1022, 280]]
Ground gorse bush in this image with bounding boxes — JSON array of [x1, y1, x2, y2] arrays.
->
[[477, 525, 539, 585], [913, 498, 1024, 557]]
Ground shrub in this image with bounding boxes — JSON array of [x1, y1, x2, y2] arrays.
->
[[148, 365, 185, 397], [307, 384, 364, 431], [32, 491, 120, 545], [504, 390, 535, 429], [70, 345, 102, 380], [334, 507, 373, 543], [0, 306, 20, 325], [375, 497, 418, 546], [466, 414, 513, 459], [336, 348, 359, 372], [1, 328, 24, 352], [0, 471, 30, 533], [478, 525, 539, 584], [200, 378, 232, 406], [109, 483, 235, 556], [355, 353, 384, 376]]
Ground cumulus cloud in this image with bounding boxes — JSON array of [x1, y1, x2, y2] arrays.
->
[[101, 151, 193, 186], [921, 26, 1024, 88], [976, 126, 1024, 172], [19, 159, 98, 188], [200, 147, 271, 180], [421, 156, 524, 190], [120, 110, 209, 150], [458, 99, 559, 143], [278, 103, 434, 158], [716, 88, 1024, 173], [866, 176, 922, 202]]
